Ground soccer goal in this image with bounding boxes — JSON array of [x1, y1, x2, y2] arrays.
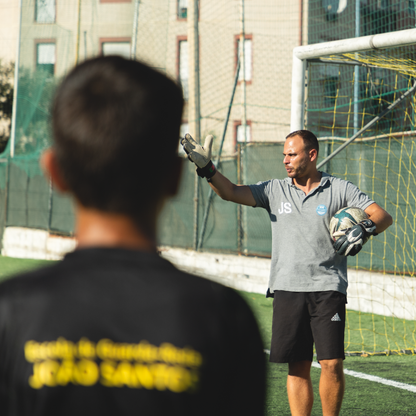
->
[[291, 28, 416, 355]]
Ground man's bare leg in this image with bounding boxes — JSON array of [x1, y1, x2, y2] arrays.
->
[[287, 360, 313, 416], [319, 358, 345, 416]]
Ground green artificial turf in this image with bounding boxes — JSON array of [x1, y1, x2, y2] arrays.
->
[[0, 256, 415, 415], [240, 291, 416, 416], [0, 255, 55, 282]]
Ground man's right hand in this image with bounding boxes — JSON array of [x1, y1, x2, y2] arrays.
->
[[181, 133, 255, 206], [181, 133, 217, 179]]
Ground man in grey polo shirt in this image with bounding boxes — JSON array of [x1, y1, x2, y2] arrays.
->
[[181, 130, 393, 416]]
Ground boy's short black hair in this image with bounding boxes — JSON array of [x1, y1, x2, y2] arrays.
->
[[286, 129, 319, 155], [52, 56, 184, 221]]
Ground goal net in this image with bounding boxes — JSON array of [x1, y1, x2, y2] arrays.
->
[[291, 29, 416, 356]]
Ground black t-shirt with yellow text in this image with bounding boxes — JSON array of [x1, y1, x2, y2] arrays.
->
[[0, 248, 265, 415]]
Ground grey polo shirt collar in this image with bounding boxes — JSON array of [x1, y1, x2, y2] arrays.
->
[[284, 172, 331, 201]]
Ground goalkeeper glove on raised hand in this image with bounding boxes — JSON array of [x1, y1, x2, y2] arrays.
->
[[333, 219, 377, 256], [180, 133, 217, 180]]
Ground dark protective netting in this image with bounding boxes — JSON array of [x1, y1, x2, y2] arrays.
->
[[315, 137, 413, 276], [5, 157, 75, 234], [159, 139, 415, 278], [3, 128, 416, 278], [4, 0, 302, 242]]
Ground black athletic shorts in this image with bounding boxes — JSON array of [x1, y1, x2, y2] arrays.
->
[[269, 290, 346, 363]]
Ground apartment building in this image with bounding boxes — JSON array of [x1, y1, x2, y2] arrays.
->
[[14, 0, 303, 156]]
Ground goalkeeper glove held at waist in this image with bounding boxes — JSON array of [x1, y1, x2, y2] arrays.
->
[[333, 219, 377, 257]]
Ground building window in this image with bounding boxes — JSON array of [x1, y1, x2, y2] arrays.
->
[[36, 42, 55, 75], [178, 39, 189, 100], [101, 40, 131, 59], [178, 0, 187, 19], [236, 122, 251, 144], [35, 0, 56, 23], [236, 36, 252, 82]]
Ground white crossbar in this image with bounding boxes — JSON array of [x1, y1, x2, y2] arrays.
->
[[290, 28, 416, 131]]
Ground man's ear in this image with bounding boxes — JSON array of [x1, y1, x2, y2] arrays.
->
[[41, 148, 69, 192], [309, 148, 318, 163]]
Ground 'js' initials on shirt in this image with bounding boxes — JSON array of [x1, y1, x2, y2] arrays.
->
[[278, 202, 292, 214]]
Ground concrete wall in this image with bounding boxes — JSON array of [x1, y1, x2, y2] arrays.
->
[[2, 227, 77, 260], [160, 246, 270, 294]]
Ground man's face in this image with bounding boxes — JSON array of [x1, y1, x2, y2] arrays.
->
[[283, 135, 313, 179]]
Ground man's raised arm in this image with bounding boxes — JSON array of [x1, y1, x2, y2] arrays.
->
[[181, 134, 256, 207]]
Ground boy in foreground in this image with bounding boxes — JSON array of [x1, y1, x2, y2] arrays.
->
[[0, 56, 265, 416]]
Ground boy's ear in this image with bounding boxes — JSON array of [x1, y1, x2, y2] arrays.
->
[[41, 148, 69, 192]]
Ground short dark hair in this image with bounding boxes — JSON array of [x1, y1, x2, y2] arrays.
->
[[286, 130, 319, 155], [52, 56, 184, 222]]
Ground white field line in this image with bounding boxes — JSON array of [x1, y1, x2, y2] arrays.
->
[[312, 362, 416, 393], [264, 350, 416, 393]]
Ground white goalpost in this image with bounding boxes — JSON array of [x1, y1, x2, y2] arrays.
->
[[290, 28, 416, 132], [289, 29, 416, 355]]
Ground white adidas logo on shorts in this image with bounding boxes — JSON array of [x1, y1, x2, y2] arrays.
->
[[331, 313, 342, 322]]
